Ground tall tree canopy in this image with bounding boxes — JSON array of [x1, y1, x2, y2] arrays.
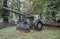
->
[[0, 0, 60, 22]]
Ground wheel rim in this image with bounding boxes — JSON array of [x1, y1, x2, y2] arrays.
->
[[38, 23, 42, 29]]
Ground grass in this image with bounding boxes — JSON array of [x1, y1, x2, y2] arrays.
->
[[0, 26, 60, 39]]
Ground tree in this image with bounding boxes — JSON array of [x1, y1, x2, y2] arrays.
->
[[2, 0, 9, 22], [43, 0, 60, 20]]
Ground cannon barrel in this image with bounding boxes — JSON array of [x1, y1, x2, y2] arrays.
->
[[3, 7, 34, 17], [3, 7, 26, 16]]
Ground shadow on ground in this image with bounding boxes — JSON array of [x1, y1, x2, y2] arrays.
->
[[0, 22, 17, 29]]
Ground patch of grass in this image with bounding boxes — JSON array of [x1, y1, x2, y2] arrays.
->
[[0, 26, 60, 39]]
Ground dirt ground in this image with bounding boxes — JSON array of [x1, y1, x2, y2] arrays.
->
[[15, 25, 60, 36], [0, 20, 60, 35], [0, 21, 60, 39], [15, 20, 60, 35]]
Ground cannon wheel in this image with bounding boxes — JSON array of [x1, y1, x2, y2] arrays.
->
[[37, 23, 42, 31]]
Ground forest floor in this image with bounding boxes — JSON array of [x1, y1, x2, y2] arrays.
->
[[0, 26, 60, 39], [0, 20, 60, 39]]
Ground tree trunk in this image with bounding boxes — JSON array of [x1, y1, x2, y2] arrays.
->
[[3, 0, 9, 23], [17, 0, 21, 21]]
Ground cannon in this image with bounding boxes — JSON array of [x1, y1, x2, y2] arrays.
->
[[28, 15, 43, 31], [3, 7, 43, 32], [16, 15, 43, 32], [16, 17, 30, 33]]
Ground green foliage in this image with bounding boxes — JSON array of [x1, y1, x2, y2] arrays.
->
[[43, 0, 60, 19], [31, 0, 44, 15], [0, 0, 60, 20], [0, 0, 3, 18]]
